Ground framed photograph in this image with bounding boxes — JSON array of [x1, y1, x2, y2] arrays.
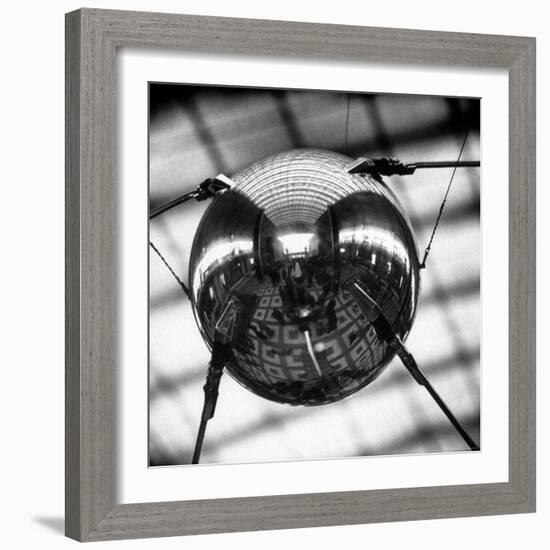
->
[[65, 8, 536, 542]]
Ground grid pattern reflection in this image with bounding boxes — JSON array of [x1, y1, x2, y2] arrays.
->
[[149, 84, 480, 466]]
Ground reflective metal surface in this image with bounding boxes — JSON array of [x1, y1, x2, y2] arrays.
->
[[189, 149, 420, 405]]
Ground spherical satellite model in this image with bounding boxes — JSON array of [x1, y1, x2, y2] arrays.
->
[[150, 147, 480, 463], [189, 149, 419, 406]]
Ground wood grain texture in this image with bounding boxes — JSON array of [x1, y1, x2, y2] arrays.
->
[[65, 10, 81, 541], [507, 41, 536, 508], [65, 8, 536, 542]]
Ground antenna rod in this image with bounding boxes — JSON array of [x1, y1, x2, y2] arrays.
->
[[392, 338, 480, 451], [192, 341, 232, 464], [192, 298, 240, 464], [348, 158, 479, 176], [349, 281, 479, 451], [149, 191, 198, 220], [150, 175, 233, 220], [410, 160, 480, 170]]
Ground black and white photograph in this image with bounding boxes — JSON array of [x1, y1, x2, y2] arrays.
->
[[148, 84, 481, 466], [1, 0, 543, 547]]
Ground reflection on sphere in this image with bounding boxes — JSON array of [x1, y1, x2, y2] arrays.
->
[[189, 149, 420, 405]]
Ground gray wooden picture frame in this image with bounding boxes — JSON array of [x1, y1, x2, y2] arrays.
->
[[65, 8, 536, 542]]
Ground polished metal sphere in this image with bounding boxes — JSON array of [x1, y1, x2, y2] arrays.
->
[[189, 149, 420, 405]]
